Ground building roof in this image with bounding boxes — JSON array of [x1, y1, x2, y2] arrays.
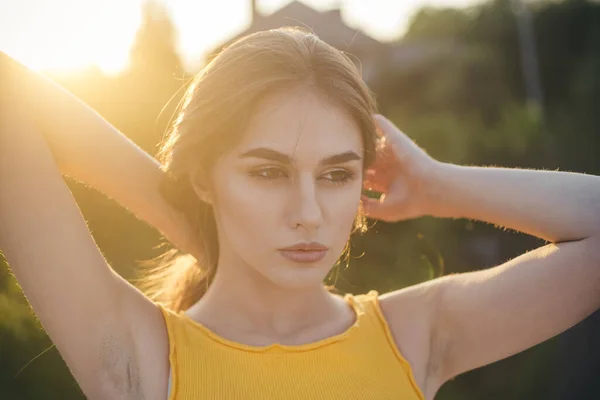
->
[[211, 1, 387, 57]]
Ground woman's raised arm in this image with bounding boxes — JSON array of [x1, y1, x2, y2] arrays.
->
[[1, 51, 199, 257], [0, 52, 170, 399]]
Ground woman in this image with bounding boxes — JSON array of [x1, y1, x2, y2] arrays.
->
[[1, 28, 599, 400]]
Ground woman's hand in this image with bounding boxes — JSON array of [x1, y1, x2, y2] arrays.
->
[[362, 114, 442, 222]]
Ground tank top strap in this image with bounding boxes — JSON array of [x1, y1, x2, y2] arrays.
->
[[343, 289, 379, 304], [342, 290, 390, 342], [344, 290, 405, 350], [156, 303, 181, 400], [343, 289, 380, 321], [344, 290, 425, 400]]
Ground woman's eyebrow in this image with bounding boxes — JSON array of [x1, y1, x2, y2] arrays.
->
[[321, 151, 362, 166], [239, 147, 361, 166]]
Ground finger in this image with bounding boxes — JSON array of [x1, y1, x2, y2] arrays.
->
[[363, 182, 387, 193], [362, 181, 387, 194], [374, 118, 385, 139], [361, 195, 397, 222], [363, 170, 388, 193], [374, 114, 418, 153], [370, 144, 398, 173], [374, 114, 401, 138]]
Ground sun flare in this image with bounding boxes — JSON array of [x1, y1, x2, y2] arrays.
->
[[0, 0, 477, 75], [0, 0, 143, 74]]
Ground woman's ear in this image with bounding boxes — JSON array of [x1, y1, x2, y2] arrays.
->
[[189, 168, 213, 205]]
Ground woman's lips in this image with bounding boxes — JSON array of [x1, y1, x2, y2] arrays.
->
[[279, 249, 328, 263]]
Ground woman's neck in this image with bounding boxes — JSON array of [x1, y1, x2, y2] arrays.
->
[[184, 262, 353, 346]]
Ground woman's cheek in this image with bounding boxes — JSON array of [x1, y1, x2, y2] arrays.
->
[[325, 186, 361, 228], [220, 178, 282, 225]]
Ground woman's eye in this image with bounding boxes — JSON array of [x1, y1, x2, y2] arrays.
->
[[321, 170, 354, 184], [250, 167, 287, 180]]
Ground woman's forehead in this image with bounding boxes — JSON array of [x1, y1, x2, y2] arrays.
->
[[235, 88, 363, 159]]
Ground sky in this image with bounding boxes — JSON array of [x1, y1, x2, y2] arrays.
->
[[0, 0, 477, 74]]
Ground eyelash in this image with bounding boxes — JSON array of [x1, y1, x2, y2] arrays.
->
[[249, 167, 356, 185]]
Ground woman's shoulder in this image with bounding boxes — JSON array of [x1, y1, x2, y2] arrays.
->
[[370, 285, 440, 398]]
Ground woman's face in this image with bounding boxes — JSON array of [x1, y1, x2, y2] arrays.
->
[[207, 87, 364, 289]]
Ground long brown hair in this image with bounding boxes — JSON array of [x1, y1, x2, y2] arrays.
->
[[141, 27, 379, 312]]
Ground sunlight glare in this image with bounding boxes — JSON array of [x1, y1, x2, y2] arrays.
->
[[0, 0, 142, 74], [0, 0, 481, 74]]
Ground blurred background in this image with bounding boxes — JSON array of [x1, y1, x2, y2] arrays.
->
[[1, 0, 599, 398]]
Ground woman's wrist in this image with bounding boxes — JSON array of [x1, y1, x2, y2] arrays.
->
[[419, 161, 463, 219]]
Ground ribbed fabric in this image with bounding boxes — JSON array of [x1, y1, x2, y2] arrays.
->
[[158, 290, 425, 400]]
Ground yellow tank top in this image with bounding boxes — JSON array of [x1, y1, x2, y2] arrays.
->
[[158, 290, 425, 400]]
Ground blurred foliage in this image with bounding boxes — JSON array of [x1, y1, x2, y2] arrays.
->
[[1, 0, 599, 398]]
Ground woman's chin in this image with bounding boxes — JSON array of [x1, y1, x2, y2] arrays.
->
[[263, 262, 331, 289]]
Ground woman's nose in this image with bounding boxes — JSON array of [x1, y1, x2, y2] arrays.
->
[[288, 175, 323, 231]]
